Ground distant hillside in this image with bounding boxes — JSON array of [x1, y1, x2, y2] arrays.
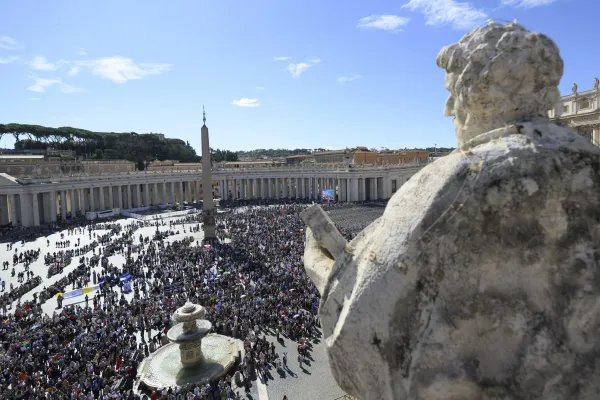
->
[[0, 123, 200, 169]]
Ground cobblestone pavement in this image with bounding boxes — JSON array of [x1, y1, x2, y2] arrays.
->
[[235, 328, 345, 400]]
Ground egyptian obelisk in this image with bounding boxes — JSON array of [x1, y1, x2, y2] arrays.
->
[[201, 106, 217, 244]]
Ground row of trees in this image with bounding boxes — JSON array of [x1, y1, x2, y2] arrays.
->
[[0, 123, 200, 168]]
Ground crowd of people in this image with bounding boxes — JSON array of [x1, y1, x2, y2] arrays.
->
[[0, 199, 380, 399]]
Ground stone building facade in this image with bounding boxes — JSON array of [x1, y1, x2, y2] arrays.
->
[[548, 78, 600, 145]]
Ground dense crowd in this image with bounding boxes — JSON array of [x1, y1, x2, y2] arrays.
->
[[0, 200, 379, 399]]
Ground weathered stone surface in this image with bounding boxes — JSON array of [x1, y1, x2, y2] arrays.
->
[[304, 22, 600, 400], [437, 22, 563, 147]]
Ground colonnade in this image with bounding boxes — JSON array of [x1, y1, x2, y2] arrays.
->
[[0, 165, 422, 227], [0, 179, 214, 227], [218, 175, 397, 202]]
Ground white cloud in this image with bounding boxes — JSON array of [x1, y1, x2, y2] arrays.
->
[[27, 78, 62, 93], [286, 57, 321, 78], [76, 48, 87, 56], [501, 0, 557, 7], [76, 56, 171, 83], [273, 56, 291, 61], [337, 74, 362, 84], [68, 66, 79, 76], [231, 98, 260, 107], [27, 77, 82, 93], [357, 15, 411, 31], [402, 0, 487, 29], [255, 86, 265, 90], [29, 98, 41, 101], [287, 63, 311, 78], [30, 56, 59, 71], [0, 35, 23, 50], [0, 56, 19, 64]]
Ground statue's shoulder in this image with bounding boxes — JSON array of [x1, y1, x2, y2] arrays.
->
[[383, 120, 600, 228], [458, 119, 600, 156]]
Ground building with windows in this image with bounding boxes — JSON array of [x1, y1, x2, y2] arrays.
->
[[548, 78, 600, 145]]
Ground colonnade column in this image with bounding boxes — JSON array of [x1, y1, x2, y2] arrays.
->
[[353, 178, 360, 201], [60, 190, 67, 220], [177, 182, 183, 204], [108, 186, 114, 209], [49, 191, 57, 222], [360, 178, 366, 201], [135, 184, 141, 207], [99, 187, 105, 211], [143, 183, 150, 206], [87, 188, 94, 212], [9, 194, 18, 225], [116, 185, 122, 209], [161, 183, 167, 205], [69, 190, 76, 218], [195, 181, 201, 202], [152, 183, 159, 205], [169, 182, 175, 204], [125, 185, 131, 209], [78, 189, 85, 214], [32, 193, 40, 226], [372, 178, 379, 200]]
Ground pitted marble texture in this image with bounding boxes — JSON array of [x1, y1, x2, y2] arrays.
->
[[436, 22, 563, 147], [303, 22, 600, 400]]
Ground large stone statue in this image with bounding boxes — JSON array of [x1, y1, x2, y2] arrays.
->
[[304, 22, 600, 400]]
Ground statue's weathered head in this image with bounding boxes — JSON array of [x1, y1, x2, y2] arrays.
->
[[436, 22, 563, 146]]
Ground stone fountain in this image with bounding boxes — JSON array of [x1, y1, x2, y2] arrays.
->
[[136, 301, 244, 391], [167, 302, 212, 367]]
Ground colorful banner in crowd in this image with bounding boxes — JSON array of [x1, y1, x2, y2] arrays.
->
[[62, 284, 102, 300]]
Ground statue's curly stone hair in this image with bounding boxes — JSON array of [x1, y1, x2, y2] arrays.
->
[[436, 22, 564, 146]]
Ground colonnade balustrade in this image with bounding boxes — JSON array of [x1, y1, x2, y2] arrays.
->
[[0, 163, 424, 227]]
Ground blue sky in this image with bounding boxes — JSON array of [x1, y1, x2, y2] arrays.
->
[[0, 0, 593, 152]]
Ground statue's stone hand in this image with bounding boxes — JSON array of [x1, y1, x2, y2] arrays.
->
[[304, 227, 335, 295]]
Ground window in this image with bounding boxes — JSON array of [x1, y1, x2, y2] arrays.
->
[[562, 104, 569, 113], [579, 100, 591, 110]]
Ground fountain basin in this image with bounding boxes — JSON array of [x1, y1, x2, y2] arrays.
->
[[137, 333, 243, 391], [167, 320, 212, 343]]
